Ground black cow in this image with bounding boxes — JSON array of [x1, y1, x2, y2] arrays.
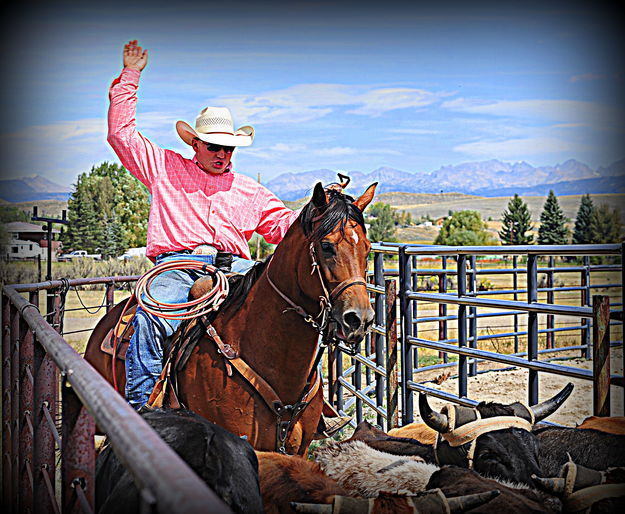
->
[[533, 424, 625, 476], [348, 383, 573, 488], [96, 408, 263, 514], [417, 383, 573, 486]]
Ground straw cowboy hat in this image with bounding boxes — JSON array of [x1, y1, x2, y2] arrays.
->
[[176, 107, 254, 147]]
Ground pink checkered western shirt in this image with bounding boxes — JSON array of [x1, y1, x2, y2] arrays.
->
[[108, 68, 299, 260]]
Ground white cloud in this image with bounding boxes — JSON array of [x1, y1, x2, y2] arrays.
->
[[6, 118, 105, 142], [347, 88, 446, 116], [388, 128, 440, 135], [453, 136, 586, 158], [213, 84, 449, 123], [442, 97, 617, 127]]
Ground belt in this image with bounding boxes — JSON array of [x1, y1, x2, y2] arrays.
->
[[158, 249, 193, 259]]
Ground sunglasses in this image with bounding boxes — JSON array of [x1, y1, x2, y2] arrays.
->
[[204, 142, 235, 153]]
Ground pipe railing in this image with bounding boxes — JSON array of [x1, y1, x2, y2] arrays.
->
[[1, 278, 233, 514], [330, 242, 623, 430]]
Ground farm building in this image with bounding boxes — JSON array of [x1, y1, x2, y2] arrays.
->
[[1, 221, 61, 260]]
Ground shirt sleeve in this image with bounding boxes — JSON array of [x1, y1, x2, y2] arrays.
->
[[107, 68, 167, 189], [254, 186, 302, 245]]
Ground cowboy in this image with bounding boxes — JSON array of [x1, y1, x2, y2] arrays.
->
[[108, 40, 300, 410]]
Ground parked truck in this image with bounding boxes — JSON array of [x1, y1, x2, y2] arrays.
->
[[57, 250, 102, 262]]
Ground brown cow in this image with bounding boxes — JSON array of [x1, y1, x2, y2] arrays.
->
[[388, 423, 437, 445], [577, 416, 625, 436], [256, 451, 347, 513]]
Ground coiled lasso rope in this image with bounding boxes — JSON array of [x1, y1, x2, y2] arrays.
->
[[135, 259, 230, 320]]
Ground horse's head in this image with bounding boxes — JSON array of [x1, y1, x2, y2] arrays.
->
[[297, 181, 377, 345]]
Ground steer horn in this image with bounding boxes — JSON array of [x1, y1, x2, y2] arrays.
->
[[447, 489, 501, 513], [291, 503, 332, 513], [532, 475, 567, 495], [530, 382, 574, 422], [419, 393, 450, 433]]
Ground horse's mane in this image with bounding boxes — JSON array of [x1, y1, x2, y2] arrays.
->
[[217, 256, 273, 315], [299, 186, 366, 242], [216, 185, 365, 317]]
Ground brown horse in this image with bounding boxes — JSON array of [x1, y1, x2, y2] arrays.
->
[[84, 181, 377, 455]]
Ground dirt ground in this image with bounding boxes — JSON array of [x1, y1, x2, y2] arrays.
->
[[412, 347, 624, 427]]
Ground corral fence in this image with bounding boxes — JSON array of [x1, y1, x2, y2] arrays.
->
[[328, 242, 624, 431], [1, 243, 623, 512]]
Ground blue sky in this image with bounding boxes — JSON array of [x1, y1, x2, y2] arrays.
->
[[0, 0, 622, 188]]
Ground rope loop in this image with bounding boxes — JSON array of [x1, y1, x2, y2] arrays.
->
[[135, 259, 229, 320]]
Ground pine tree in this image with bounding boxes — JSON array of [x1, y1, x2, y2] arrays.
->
[[572, 194, 595, 244], [499, 194, 534, 245], [538, 190, 569, 245], [102, 211, 126, 258], [590, 204, 623, 244]]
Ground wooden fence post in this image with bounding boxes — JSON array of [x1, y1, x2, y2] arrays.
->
[[385, 279, 398, 430], [592, 295, 610, 417]]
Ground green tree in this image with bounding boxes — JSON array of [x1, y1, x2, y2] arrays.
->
[[538, 190, 569, 245], [0, 205, 31, 223], [499, 194, 534, 245], [248, 233, 275, 260], [367, 202, 397, 242], [102, 211, 126, 258], [63, 162, 150, 255], [434, 210, 495, 246], [590, 204, 623, 244], [572, 194, 595, 244]]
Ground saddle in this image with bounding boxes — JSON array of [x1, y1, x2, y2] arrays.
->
[[100, 297, 137, 361]]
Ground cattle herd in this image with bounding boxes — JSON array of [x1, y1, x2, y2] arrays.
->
[[96, 383, 625, 513]]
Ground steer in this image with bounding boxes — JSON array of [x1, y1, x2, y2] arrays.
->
[[418, 383, 574, 486], [96, 408, 263, 514], [256, 451, 348, 513], [258, 450, 496, 513], [427, 466, 562, 514]]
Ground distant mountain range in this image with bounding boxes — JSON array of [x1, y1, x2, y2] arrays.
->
[[265, 158, 625, 201], [0, 175, 71, 203], [1, 158, 623, 203]]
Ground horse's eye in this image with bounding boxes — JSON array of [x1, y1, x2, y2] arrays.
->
[[320, 242, 336, 256]]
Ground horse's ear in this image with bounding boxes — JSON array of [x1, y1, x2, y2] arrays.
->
[[354, 182, 377, 211], [312, 182, 328, 209]]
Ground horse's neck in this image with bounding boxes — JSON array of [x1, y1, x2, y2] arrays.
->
[[213, 241, 321, 403]]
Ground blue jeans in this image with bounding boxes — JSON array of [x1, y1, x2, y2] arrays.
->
[[125, 252, 256, 410]]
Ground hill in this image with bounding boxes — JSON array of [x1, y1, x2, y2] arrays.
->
[[383, 192, 625, 225]]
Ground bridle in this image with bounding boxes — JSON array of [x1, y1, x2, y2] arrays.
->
[[263, 234, 368, 453], [265, 240, 368, 352]]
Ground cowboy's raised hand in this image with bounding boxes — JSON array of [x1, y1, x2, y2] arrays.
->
[[123, 40, 148, 72]]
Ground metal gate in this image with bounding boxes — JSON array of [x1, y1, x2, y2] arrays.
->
[[328, 243, 624, 430]]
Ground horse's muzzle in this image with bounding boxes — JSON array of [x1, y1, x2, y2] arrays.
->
[[336, 306, 374, 343]]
